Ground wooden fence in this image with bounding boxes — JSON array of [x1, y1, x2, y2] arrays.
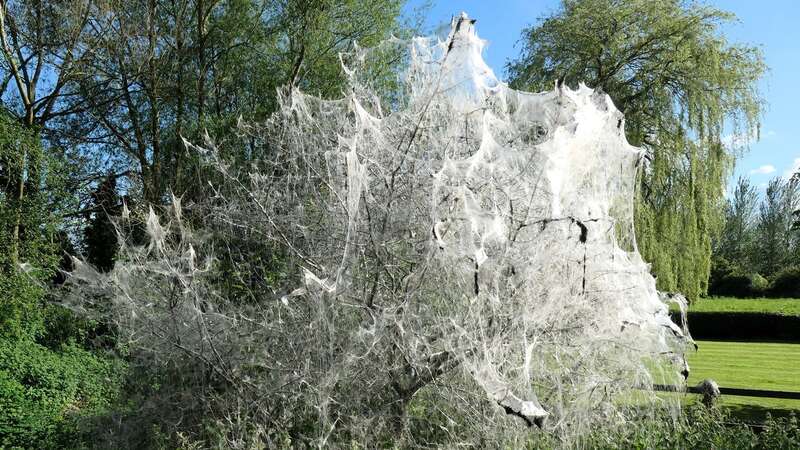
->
[[653, 380, 800, 405]]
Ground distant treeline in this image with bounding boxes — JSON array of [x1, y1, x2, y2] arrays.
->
[[711, 176, 800, 298]]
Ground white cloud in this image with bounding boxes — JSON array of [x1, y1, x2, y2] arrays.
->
[[784, 157, 800, 180], [749, 164, 776, 175]]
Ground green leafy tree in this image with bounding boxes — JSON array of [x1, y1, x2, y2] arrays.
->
[[0, 111, 64, 339], [0, 0, 110, 286], [715, 176, 758, 268], [69, 0, 404, 205], [753, 177, 798, 277], [508, 0, 766, 300], [0, 112, 125, 449], [0, 0, 98, 130]]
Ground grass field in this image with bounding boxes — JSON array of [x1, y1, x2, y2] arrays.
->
[[661, 297, 800, 420], [672, 296, 800, 315], [685, 340, 800, 419]]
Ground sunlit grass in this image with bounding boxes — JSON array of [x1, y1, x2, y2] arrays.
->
[[685, 340, 800, 419], [671, 297, 800, 315]]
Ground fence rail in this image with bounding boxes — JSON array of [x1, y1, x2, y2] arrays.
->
[[715, 387, 800, 400], [653, 381, 800, 403]]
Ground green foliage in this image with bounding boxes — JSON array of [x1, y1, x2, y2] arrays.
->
[[750, 272, 769, 292], [0, 272, 46, 341], [39, 304, 114, 352], [83, 175, 121, 273], [0, 111, 124, 448], [0, 112, 61, 272], [569, 406, 800, 450], [278, 0, 404, 99], [404, 400, 800, 449], [708, 257, 768, 297], [0, 111, 69, 340], [712, 175, 798, 291], [0, 338, 127, 449], [680, 297, 800, 316], [725, 271, 767, 297], [769, 266, 800, 298], [67, 0, 406, 205], [754, 177, 799, 276], [508, 0, 766, 300], [716, 177, 758, 267]]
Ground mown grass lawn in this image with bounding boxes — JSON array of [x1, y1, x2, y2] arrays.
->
[[685, 340, 800, 419], [671, 296, 800, 316]]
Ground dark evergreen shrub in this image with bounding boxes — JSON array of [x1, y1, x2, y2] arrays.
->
[[769, 266, 800, 298]]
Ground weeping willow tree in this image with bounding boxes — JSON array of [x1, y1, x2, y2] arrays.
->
[[508, 0, 765, 300]]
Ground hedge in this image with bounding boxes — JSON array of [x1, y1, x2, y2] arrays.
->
[[671, 311, 800, 341], [770, 266, 800, 298]]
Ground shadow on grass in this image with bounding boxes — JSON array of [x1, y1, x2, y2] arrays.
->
[[721, 402, 799, 423]]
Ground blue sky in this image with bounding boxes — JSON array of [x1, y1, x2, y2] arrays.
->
[[405, 0, 800, 188]]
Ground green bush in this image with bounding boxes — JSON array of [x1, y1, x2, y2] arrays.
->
[[709, 271, 767, 298], [39, 304, 116, 352], [0, 338, 127, 449], [769, 266, 800, 298], [707, 257, 770, 298], [708, 257, 800, 299], [750, 272, 769, 292], [0, 273, 46, 340]]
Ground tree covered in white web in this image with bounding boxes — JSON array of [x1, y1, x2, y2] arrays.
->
[[64, 13, 694, 448]]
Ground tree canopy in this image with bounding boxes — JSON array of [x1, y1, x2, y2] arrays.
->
[[0, 1, 410, 446]]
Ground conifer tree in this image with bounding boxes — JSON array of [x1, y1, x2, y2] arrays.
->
[[83, 174, 121, 272]]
